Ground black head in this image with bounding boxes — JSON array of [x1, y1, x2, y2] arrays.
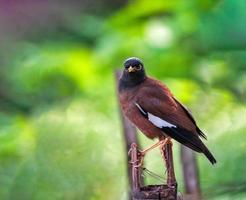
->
[[119, 57, 147, 91], [124, 57, 144, 70]]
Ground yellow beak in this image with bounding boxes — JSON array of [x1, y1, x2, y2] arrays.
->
[[128, 66, 135, 73]]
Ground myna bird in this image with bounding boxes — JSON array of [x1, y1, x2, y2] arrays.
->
[[118, 57, 216, 166]]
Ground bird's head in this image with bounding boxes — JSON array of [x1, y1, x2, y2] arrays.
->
[[119, 57, 146, 90], [124, 57, 145, 74]]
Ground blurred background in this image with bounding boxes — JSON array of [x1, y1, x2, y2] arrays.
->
[[0, 0, 246, 199]]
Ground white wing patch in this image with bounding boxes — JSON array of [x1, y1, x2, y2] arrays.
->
[[148, 113, 176, 128], [135, 103, 176, 128], [135, 103, 147, 115]]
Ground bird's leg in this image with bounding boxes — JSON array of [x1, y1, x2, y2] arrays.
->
[[139, 140, 164, 155], [132, 140, 167, 168]]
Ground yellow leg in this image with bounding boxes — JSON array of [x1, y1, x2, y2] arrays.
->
[[133, 138, 171, 168], [159, 137, 172, 150], [139, 140, 164, 155]]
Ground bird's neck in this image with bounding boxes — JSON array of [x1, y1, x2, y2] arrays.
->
[[119, 73, 146, 92]]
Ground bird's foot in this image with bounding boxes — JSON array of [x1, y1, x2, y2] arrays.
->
[[128, 148, 132, 156], [128, 140, 168, 168], [128, 149, 145, 168], [160, 137, 172, 150], [128, 144, 144, 168], [129, 140, 166, 168], [166, 138, 173, 146], [134, 150, 146, 168]]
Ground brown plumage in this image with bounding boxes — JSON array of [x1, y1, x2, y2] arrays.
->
[[118, 57, 216, 164]]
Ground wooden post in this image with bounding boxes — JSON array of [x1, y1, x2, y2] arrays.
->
[[130, 143, 141, 191], [181, 145, 201, 200], [161, 143, 177, 187]]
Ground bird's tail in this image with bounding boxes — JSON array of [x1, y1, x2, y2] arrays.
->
[[202, 145, 217, 165], [161, 127, 217, 164], [186, 142, 217, 165], [186, 139, 217, 165]]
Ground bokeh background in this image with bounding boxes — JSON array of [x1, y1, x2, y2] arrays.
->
[[0, 0, 246, 199]]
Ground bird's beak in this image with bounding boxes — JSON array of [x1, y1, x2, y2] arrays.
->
[[128, 66, 136, 73]]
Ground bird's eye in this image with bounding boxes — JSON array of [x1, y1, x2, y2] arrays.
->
[[136, 65, 142, 70]]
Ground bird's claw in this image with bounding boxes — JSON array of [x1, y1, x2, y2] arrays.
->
[[130, 158, 143, 168], [128, 149, 145, 168], [128, 148, 132, 156]]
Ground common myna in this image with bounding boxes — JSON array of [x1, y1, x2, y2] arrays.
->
[[118, 57, 216, 166]]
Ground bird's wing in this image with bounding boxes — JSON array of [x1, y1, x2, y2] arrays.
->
[[136, 80, 208, 153], [173, 98, 207, 139], [136, 82, 197, 133]]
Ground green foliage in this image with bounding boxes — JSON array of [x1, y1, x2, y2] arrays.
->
[[0, 0, 246, 199]]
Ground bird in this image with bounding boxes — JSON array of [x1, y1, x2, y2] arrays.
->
[[118, 57, 216, 167]]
